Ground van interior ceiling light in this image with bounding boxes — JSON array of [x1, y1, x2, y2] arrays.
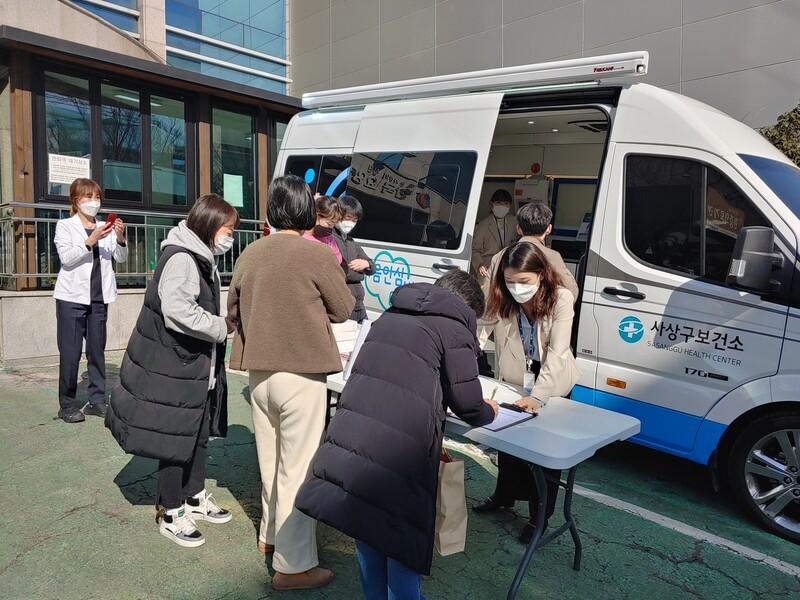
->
[[302, 51, 649, 110]]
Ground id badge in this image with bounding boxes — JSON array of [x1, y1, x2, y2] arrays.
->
[[523, 370, 536, 396]]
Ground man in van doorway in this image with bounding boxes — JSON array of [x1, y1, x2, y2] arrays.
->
[[489, 201, 579, 303], [471, 189, 519, 288]]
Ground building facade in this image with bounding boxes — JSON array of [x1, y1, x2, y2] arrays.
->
[[0, 0, 300, 362], [287, 0, 800, 130]]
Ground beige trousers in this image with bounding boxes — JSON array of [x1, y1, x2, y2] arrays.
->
[[249, 370, 327, 574]]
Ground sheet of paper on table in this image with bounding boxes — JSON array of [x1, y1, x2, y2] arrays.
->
[[448, 405, 534, 432], [343, 321, 371, 380], [331, 320, 360, 368]]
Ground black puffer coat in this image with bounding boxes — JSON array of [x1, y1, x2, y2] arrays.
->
[[106, 246, 227, 463], [295, 283, 494, 575]]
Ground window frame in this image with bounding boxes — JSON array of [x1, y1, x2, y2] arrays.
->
[[209, 99, 258, 220], [33, 60, 198, 213], [282, 150, 479, 252], [621, 152, 770, 287]]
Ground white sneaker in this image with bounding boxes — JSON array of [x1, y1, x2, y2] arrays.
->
[[185, 489, 232, 524], [157, 507, 205, 548]]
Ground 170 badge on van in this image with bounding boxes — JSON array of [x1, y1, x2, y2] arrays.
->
[[684, 367, 729, 381]]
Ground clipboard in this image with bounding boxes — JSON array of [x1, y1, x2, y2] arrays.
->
[[343, 320, 371, 381], [481, 406, 536, 432], [446, 404, 535, 432]]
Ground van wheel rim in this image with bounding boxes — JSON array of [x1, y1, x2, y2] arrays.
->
[[744, 429, 800, 534]]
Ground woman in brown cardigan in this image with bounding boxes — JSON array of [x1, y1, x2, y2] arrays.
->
[[228, 175, 354, 591]]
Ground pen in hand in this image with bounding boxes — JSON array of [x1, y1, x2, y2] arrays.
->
[[490, 387, 498, 402]]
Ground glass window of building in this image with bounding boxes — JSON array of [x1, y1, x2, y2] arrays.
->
[[211, 106, 255, 220], [44, 72, 92, 197], [165, 0, 288, 93], [72, 0, 139, 35], [151, 96, 187, 206], [101, 84, 142, 202]]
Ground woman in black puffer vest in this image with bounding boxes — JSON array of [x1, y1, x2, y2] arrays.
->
[[106, 194, 239, 549], [295, 270, 498, 599]]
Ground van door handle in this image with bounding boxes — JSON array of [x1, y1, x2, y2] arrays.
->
[[433, 263, 457, 270], [603, 287, 645, 300]]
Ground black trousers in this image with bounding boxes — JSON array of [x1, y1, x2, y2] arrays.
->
[[56, 299, 108, 410], [493, 358, 559, 522], [493, 452, 560, 523], [156, 395, 211, 510]]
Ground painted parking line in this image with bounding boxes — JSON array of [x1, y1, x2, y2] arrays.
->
[[447, 440, 800, 578], [574, 484, 800, 578]]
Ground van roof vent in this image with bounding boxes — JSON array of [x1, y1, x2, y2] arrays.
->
[[302, 51, 649, 110]]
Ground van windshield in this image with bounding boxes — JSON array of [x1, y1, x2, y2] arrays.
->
[[739, 154, 800, 219]]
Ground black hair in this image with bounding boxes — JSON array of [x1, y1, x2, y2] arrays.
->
[[490, 189, 513, 204], [267, 175, 316, 231], [516, 202, 553, 237], [337, 194, 364, 220], [186, 194, 241, 246], [435, 269, 485, 319]]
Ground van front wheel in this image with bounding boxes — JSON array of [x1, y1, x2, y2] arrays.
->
[[728, 413, 800, 543]]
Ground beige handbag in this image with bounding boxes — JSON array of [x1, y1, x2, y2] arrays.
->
[[434, 450, 468, 556]]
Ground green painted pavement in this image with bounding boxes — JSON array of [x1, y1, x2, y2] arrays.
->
[[1, 363, 798, 599]]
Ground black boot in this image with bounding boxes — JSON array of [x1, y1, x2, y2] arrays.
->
[[519, 518, 549, 544], [472, 495, 515, 513]]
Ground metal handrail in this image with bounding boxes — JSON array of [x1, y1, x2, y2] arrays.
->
[[0, 202, 264, 285]]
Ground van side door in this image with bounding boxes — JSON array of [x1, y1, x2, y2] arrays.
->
[[342, 94, 503, 313], [581, 145, 790, 462]]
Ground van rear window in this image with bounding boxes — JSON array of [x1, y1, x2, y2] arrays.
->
[[283, 151, 477, 250], [739, 154, 800, 220], [345, 152, 476, 249]]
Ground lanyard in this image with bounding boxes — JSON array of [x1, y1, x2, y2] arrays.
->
[[517, 313, 537, 372], [495, 217, 505, 246]]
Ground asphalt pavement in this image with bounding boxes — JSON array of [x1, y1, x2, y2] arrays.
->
[[1, 359, 799, 599]]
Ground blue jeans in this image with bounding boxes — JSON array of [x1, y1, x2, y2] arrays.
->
[[355, 540, 425, 600]]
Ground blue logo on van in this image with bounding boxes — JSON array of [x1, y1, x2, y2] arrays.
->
[[619, 316, 644, 343], [365, 251, 411, 310]]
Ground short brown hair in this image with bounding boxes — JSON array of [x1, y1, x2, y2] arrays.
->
[[69, 178, 103, 216], [315, 195, 341, 220], [186, 194, 241, 246], [517, 202, 553, 237], [490, 189, 512, 204]]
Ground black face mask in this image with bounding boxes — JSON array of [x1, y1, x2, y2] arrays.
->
[[314, 225, 333, 236]]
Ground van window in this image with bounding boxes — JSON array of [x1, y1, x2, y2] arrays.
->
[[345, 151, 476, 248], [624, 155, 768, 283], [739, 154, 800, 219], [284, 154, 352, 197]]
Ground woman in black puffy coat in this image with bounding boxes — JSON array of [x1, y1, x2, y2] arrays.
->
[[295, 270, 498, 600]]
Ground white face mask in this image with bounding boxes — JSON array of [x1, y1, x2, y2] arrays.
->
[[212, 234, 234, 256], [338, 220, 357, 235], [492, 204, 510, 219], [79, 200, 101, 218], [507, 282, 539, 304]]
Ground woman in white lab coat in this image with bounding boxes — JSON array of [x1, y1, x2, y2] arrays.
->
[[53, 178, 127, 423], [473, 241, 580, 543]]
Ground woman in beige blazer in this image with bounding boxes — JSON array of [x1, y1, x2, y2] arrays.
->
[[474, 241, 580, 543]]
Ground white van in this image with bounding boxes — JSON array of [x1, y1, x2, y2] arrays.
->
[[275, 52, 800, 543]]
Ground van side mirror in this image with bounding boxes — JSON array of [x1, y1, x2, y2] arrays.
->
[[726, 226, 783, 294]]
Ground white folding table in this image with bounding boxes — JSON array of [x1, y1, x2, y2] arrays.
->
[[327, 374, 641, 600]]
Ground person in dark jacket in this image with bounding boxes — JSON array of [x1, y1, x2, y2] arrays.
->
[[295, 269, 499, 600], [106, 194, 239, 548], [332, 195, 376, 322]]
